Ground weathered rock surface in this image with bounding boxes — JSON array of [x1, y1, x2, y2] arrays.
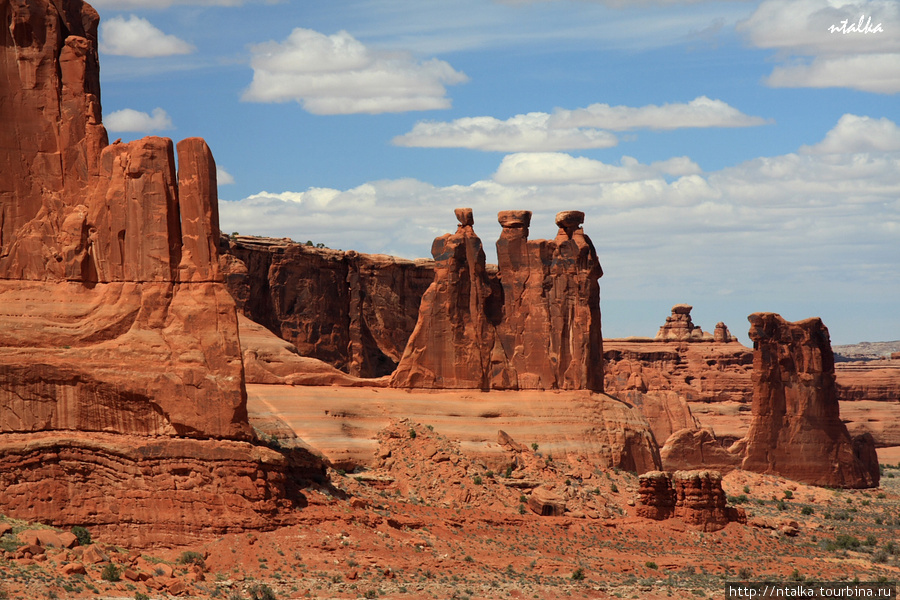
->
[[0, 0, 315, 537], [660, 427, 742, 473], [604, 338, 754, 404], [636, 470, 745, 532], [391, 209, 604, 390], [221, 235, 433, 378], [247, 385, 662, 475], [0, 431, 322, 545], [616, 390, 699, 447], [736, 313, 880, 488]]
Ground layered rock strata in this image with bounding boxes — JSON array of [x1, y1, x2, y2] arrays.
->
[[391, 209, 604, 391], [735, 313, 880, 488], [636, 470, 745, 532], [656, 305, 713, 342], [0, 0, 314, 535], [221, 235, 433, 378]]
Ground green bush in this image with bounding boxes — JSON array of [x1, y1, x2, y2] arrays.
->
[[645, 561, 658, 569], [101, 563, 121, 582], [71, 526, 92, 546], [248, 583, 278, 600], [177, 550, 206, 569], [571, 567, 585, 581], [801, 506, 814, 515]]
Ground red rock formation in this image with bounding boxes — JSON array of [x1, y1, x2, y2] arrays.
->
[[0, 431, 322, 545], [656, 305, 712, 342], [391, 209, 604, 391], [714, 322, 736, 343], [636, 470, 745, 532], [604, 339, 754, 404], [660, 428, 741, 473], [493, 209, 604, 391], [221, 235, 433, 378], [736, 313, 879, 488], [0, 0, 316, 537], [617, 390, 699, 446], [391, 208, 500, 388]]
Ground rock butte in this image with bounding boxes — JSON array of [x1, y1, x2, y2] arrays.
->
[[0, 0, 318, 543]]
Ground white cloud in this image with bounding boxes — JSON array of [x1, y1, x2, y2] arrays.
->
[[801, 114, 900, 154], [104, 107, 174, 132], [394, 114, 618, 152], [550, 96, 771, 130], [766, 54, 900, 94], [394, 97, 768, 152], [492, 153, 702, 184], [219, 114, 900, 317], [738, 0, 900, 93], [241, 28, 468, 114], [100, 15, 195, 58], [216, 166, 236, 185]]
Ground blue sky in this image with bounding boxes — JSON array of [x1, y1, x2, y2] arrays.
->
[[91, 0, 899, 345]]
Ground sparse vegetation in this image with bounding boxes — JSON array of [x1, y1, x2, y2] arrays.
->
[[101, 563, 121, 582], [71, 526, 92, 546]]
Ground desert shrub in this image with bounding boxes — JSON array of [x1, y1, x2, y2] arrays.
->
[[728, 494, 748, 504], [101, 563, 121, 582], [71, 526, 92, 546], [135, 593, 150, 600], [473, 476, 483, 485], [178, 550, 206, 569], [248, 583, 277, 600], [610, 483, 619, 493], [408, 429, 416, 439], [645, 561, 658, 569], [531, 443, 539, 451], [801, 506, 814, 515], [865, 534, 878, 547], [789, 569, 804, 581], [571, 567, 585, 581], [783, 490, 793, 499], [826, 534, 860, 551], [743, 485, 751, 494]]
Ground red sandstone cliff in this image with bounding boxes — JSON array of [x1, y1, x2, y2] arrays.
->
[[735, 313, 879, 488], [0, 0, 315, 540], [221, 235, 433, 378]]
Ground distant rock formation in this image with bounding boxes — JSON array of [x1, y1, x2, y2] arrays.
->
[[735, 313, 880, 488], [391, 209, 604, 390], [656, 304, 715, 342], [636, 470, 745, 532], [0, 0, 314, 540]]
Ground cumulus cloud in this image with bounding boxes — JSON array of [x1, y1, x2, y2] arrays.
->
[[216, 166, 236, 185], [241, 28, 468, 114], [394, 97, 768, 152], [104, 107, 174, 132], [801, 114, 900, 154], [100, 15, 195, 58], [738, 0, 900, 93]]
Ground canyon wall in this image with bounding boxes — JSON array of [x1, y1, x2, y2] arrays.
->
[[221, 235, 433, 378]]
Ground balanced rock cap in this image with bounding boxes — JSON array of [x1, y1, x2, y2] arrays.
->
[[454, 208, 474, 226], [555, 210, 585, 229], [497, 210, 532, 228]]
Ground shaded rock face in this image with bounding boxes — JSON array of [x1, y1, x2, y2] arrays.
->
[[221, 235, 433, 378], [738, 313, 880, 488], [391, 209, 604, 391], [0, 0, 314, 538], [636, 470, 745, 532]]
